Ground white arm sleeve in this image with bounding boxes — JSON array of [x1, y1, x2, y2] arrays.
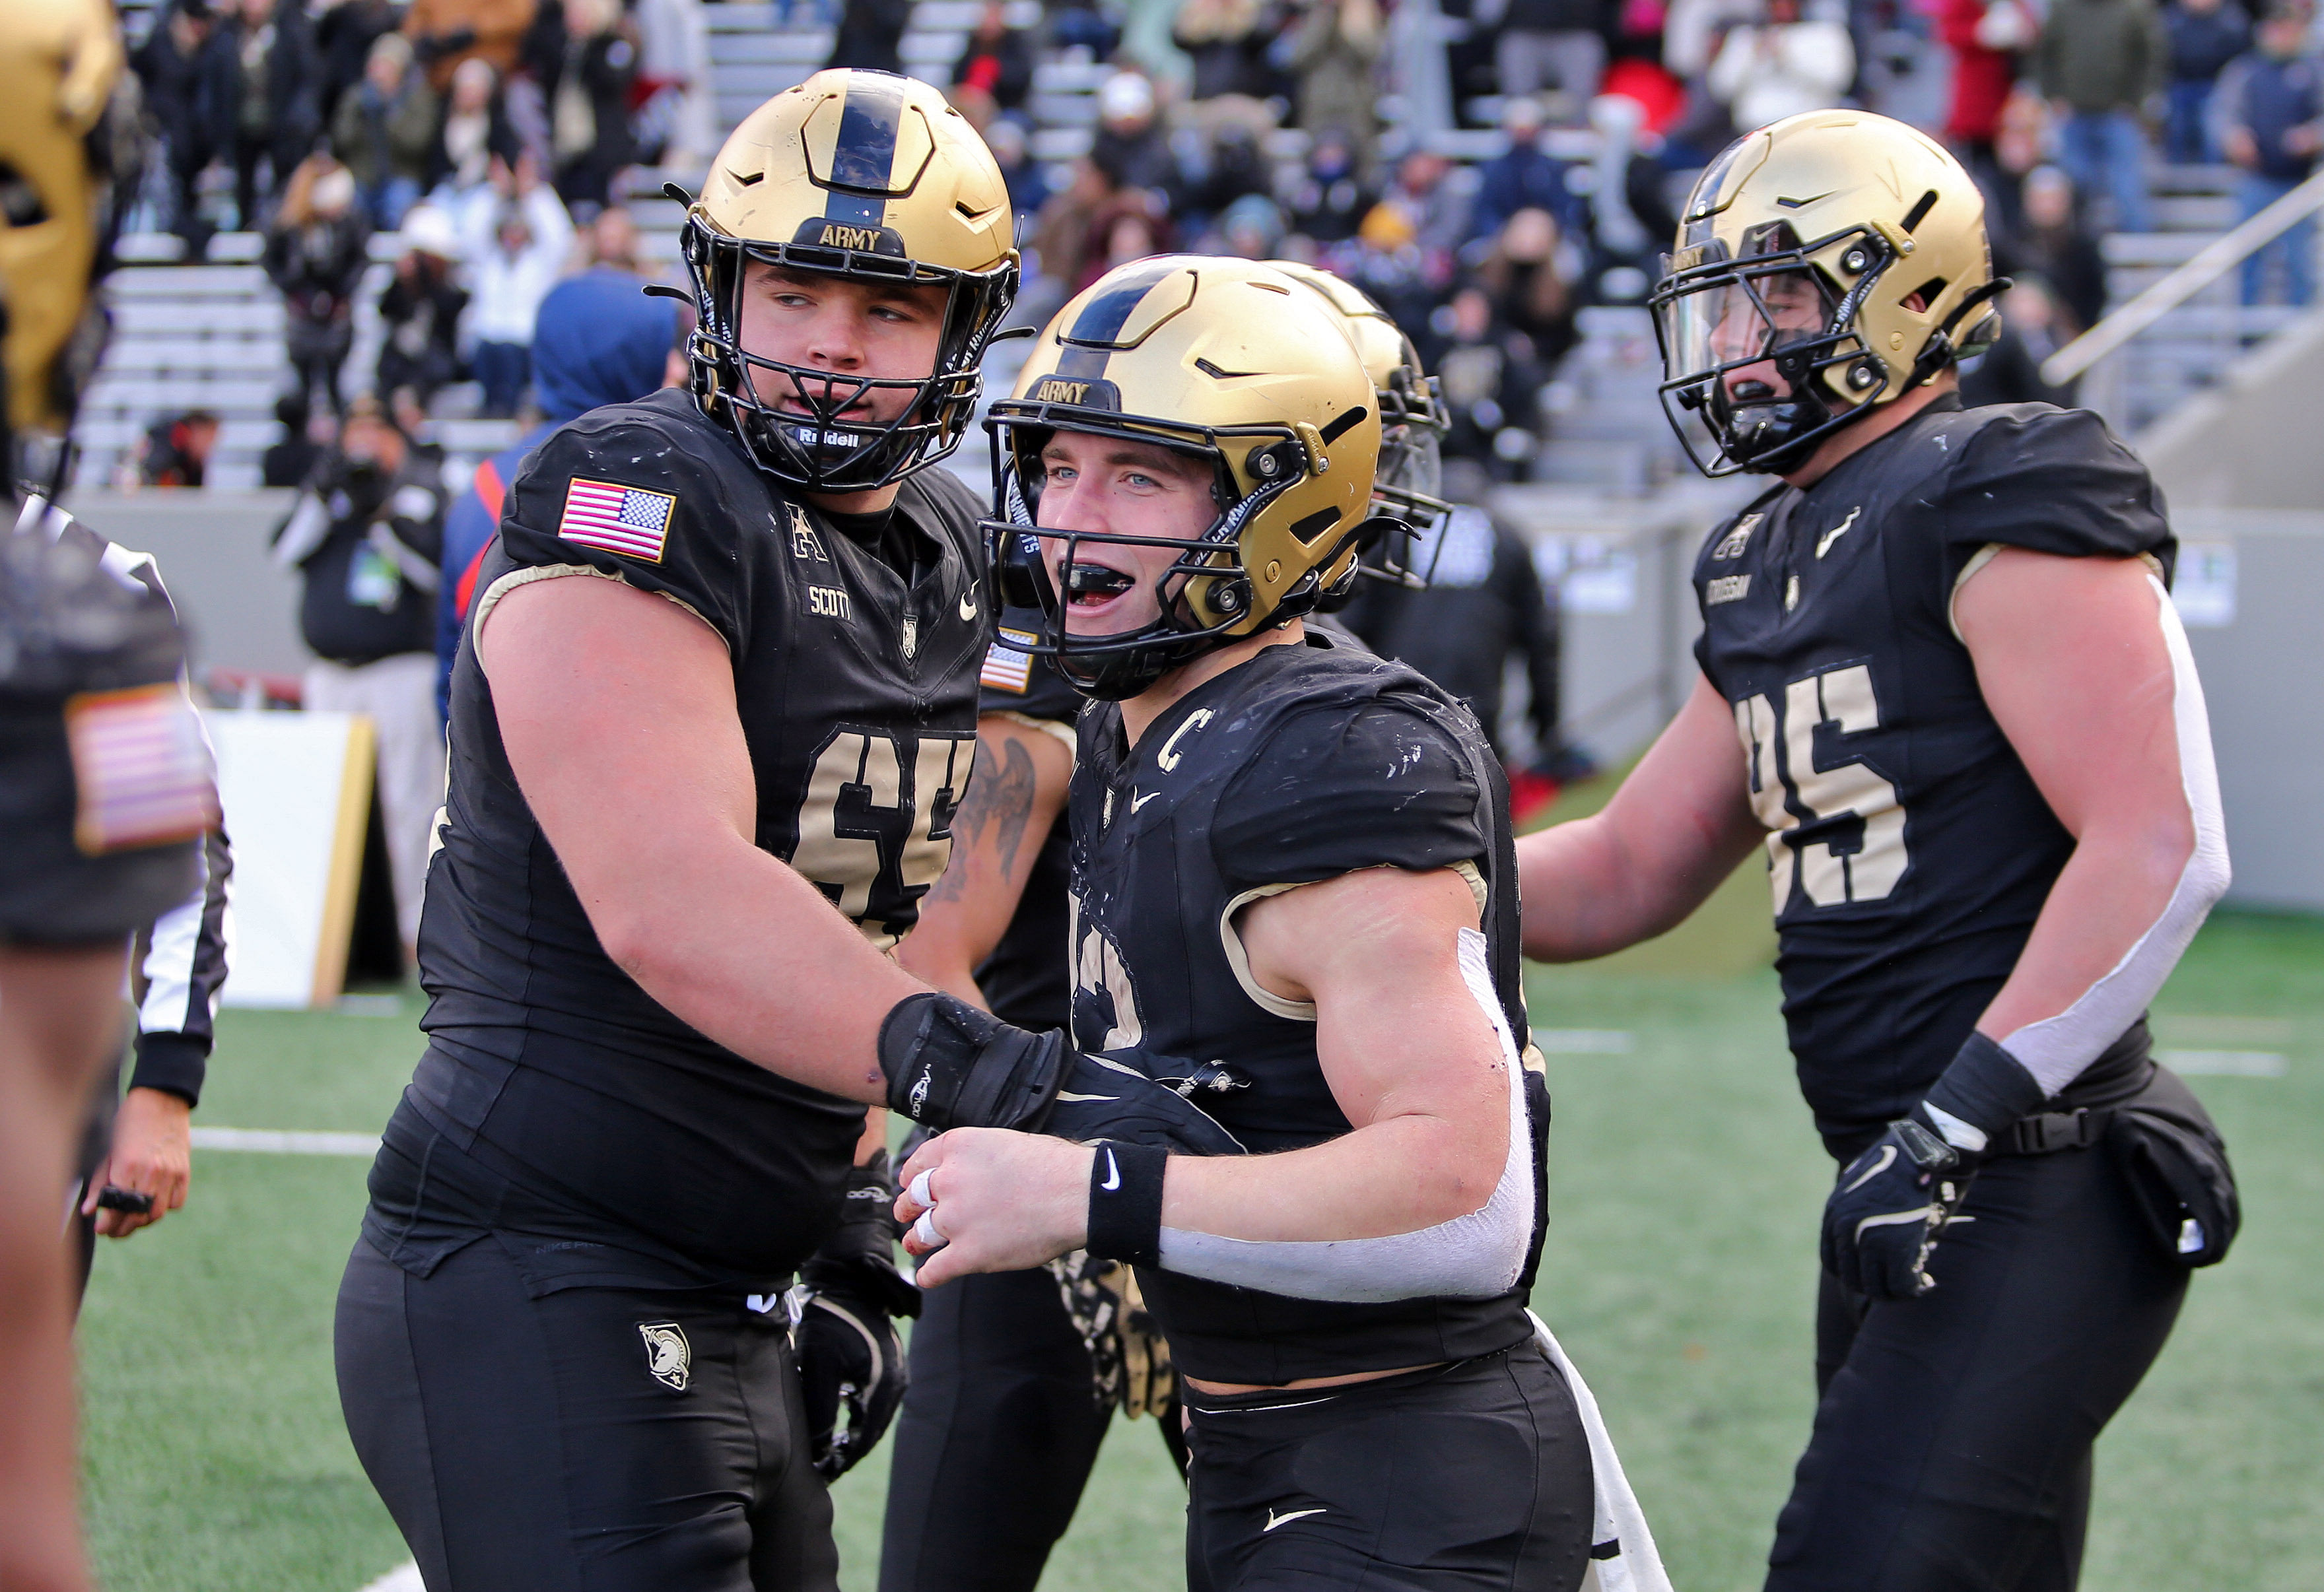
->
[[1997, 572, 2231, 1094], [1152, 927, 1533, 1304]]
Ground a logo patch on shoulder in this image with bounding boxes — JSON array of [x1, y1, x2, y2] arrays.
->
[[64, 684, 221, 854], [638, 1322, 691, 1391], [1711, 513, 1762, 560], [559, 479, 675, 563], [980, 626, 1037, 693]]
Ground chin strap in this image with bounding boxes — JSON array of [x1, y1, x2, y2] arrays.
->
[[1907, 277, 2014, 389]]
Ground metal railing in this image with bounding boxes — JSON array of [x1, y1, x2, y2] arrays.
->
[[2042, 170, 2324, 413]]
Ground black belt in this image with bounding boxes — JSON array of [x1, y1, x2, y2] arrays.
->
[[1995, 1107, 2113, 1156]]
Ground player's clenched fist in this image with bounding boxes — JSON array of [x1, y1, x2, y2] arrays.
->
[[896, 1129, 1095, 1286]]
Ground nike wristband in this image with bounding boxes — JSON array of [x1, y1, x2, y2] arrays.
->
[[1921, 1030, 2049, 1152], [1084, 1142, 1168, 1269]]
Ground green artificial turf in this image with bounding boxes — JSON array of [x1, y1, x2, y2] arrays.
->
[[77, 910, 2324, 1590]]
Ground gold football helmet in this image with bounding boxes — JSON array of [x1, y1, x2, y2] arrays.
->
[[1, 0, 123, 490], [681, 69, 1018, 491], [1264, 260, 1450, 593], [986, 255, 1385, 700], [1649, 110, 2004, 476]]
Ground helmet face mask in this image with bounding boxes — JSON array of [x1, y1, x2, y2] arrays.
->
[[982, 257, 1384, 702], [681, 71, 1017, 494], [1649, 111, 2004, 479]]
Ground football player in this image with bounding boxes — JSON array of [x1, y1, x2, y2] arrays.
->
[[331, 72, 1237, 1592], [1515, 111, 2232, 1589], [878, 261, 1452, 1592], [891, 257, 1600, 1591], [1, 5, 218, 1589]]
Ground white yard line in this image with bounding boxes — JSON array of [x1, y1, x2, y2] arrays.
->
[[1534, 1030, 1636, 1055], [188, 1126, 380, 1156], [2160, 1049, 2288, 1077]]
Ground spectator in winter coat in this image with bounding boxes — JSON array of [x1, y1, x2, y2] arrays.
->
[[2216, 1, 2322, 304], [133, 411, 222, 488], [1494, 0, 1607, 116], [264, 156, 374, 418], [375, 205, 470, 407], [332, 32, 442, 228], [228, 0, 322, 231], [1942, 0, 2034, 189], [547, 0, 639, 211], [1289, 0, 1386, 172], [429, 55, 522, 199], [133, 0, 240, 251], [2036, 0, 2168, 230], [403, 0, 539, 90], [1996, 163, 2113, 331], [461, 156, 576, 415], [1469, 96, 1589, 245], [318, 0, 404, 125], [1706, 0, 1855, 133], [1089, 72, 1179, 196], [1173, 0, 1283, 102], [2165, 0, 2252, 158], [434, 268, 681, 717], [952, 1, 1037, 112], [826, 0, 910, 73]]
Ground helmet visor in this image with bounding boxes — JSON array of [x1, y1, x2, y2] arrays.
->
[[1655, 262, 1845, 407]]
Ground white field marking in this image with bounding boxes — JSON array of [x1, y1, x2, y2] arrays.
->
[[2159, 1050, 2288, 1077], [189, 1127, 381, 1156], [2156, 1016, 2296, 1044], [1534, 1030, 1635, 1054], [356, 1564, 423, 1592]]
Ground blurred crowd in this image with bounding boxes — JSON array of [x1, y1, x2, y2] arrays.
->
[[116, 0, 2324, 493]]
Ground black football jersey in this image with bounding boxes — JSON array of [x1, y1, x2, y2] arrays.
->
[[403, 387, 990, 1282], [967, 605, 1083, 1030], [1692, 397, 2175, 1149], [1070, 630, 1536, 1385]]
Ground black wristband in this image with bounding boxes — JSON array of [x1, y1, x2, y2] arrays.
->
[[1084, 1141, 1168, 1270], [876, 993, 1065, 1131], [128, 1030, 207, 1108], [1922, 1030, 2049, 1147]]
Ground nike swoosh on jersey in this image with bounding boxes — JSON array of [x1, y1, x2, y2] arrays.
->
[[1264, 1508, 1328, 1533], [1816, 506, 1862, 558], [1098, 1148, 1122, 1191], [1841, 1143, 1896, 1193], [1132, 791, 1159, 812]]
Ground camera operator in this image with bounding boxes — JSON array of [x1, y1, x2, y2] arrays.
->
[[272, 394, 446, 959]]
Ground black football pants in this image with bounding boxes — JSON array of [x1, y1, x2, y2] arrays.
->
[[1184, 1341, 1594, 1592], [336, 1235, 837, 1592], [1767, 1141, 2189, 1592], [879, 1266, 1184, 1592]]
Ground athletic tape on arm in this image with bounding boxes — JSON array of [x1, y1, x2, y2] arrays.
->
[[1151, 928, 1531, 1302], [1997, 573, 2230, 1094]]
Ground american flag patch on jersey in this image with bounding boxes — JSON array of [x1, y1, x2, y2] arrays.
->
[[64, 684, 221, 855], [980, 627, 1038, 693], [558, 478, 677, 562]]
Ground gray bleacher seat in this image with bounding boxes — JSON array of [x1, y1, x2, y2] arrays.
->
[[710, 29, 835, 62], [106, 263, 275, 299], [102, 341, 293, 378], [111, 299, 286, 335], [1031, 126, 1093, 162]]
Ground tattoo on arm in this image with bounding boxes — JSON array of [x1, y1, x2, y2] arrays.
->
[[926, 735, 1039, 903]]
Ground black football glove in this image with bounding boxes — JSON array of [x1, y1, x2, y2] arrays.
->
[[795, 1150, 919, 1481], [877, 993, 1245, 1156], [1820, 1114, 1975, 1300], [1822, 1033, 2048, 1300]]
